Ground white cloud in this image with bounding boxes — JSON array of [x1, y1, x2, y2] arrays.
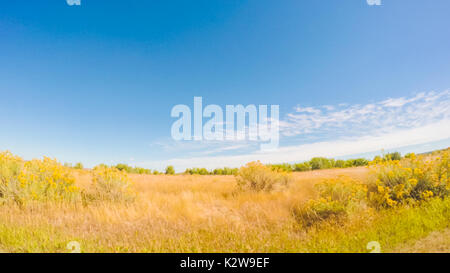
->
[[294, 106, 322, 114], [66, 0, 81, 6], [143, 90, 450, 171], [140, 120, 450, 171], [323, 105, 335, 111], [367, 0, 381, 6], [380, 92, 426, 107], [282, 90, 450, 137]]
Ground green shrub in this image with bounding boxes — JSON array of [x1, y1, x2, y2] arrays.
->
[[115, 163, 131, 172], [292, 199, 348, 228], [165, 166, 175, 175], [185, 168, 210, 175], [134, 167, 152, 175], [334, 160, 346, 168], [310, 157, 333, 170], [344, 158, 368, 167], [184, 167, 238, 175], [294, 162, 311, 172], [114, 164, 152, 175], [213, 167, 237, 175], [74, 162, 84, 170], [269, 163, 294, 173], [236, 161, 293, 192], [383, 152, 402, 161], [291, 177, 367, 227]]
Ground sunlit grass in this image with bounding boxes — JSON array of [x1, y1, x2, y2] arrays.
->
[[0, 150, 448, 252]]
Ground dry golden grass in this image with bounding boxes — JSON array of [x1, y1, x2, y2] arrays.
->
[[392, 228, 450, 253], [2, 162, 448, 253], [0, 167, 369, 252]]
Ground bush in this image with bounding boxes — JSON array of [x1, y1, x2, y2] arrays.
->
[[0, 152, 80, 205], [165, 165, 175, 175], [291, 177, 367, 227], [74, 162, 84, 170], [214, 167, 238, 175], [294, 162, 311, 172], [383, 152, 402, 161], [269, 163, 294, 173], [290, 157, 369, 172], [184, 167, 239, 175], [94, 163, 109, 169], [114, 163, 152, 174], [309, 157, 334, 170], [368, 152, 449, 208], [134, 167, 152, 175], [115, 163, 132, 173], [345, 158, 369, 167], [334, 160, 346, 168], [355, 158, 369, 166], [85, 166, 136, 203], [236, 161, 293, 192], [185, 168, 210, 175], [292, 199, 348, 228]]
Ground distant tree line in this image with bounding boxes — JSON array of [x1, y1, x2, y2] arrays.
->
[[66, 152, 405, 176], [268, 157, 370, 173], [114, 164, 176, 175], [88, 163, 162, 175], [184, 167, 239, 175], [64, 162, 84, 170], [374, 151, 402, 161], [114, 163, 153, 175], [268, 152, 403, 173]]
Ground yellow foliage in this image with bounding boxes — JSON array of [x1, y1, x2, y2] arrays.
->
[[368, 151, 449, 208], [291, 176, 367, 227], [85, 165, 136, 203], [0, 151, 137, 205], [0, 151, 80, 204], [236, 161, 293, 192]]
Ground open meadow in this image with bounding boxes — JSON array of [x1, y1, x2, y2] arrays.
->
[[2, 1, 450, 258], [0, 149, 449, 253]]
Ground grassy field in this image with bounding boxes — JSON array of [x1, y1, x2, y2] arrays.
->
[[0, 154, 449, 253], [0, 167, 364, 252], [392, 228, 450, 253]]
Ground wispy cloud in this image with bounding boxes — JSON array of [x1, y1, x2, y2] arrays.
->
[[66, 0, 81, 6], [141, 120, 450, 171], [149, 138, 257, 157], [282, 90, 449, 138], [145, 90, 450, 170]]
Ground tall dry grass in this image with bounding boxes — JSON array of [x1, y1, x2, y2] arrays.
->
[[0, 150, 448, 253], [0, 161, 368, 252]]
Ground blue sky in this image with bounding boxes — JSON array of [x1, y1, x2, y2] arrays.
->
[[1, 0, 449, 171]]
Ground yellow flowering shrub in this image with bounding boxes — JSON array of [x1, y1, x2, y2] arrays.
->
[[291, 177, 367, 227], [236, 161, 293, 192], [368, 152, 449, 208], [0, 151, 80, 204], [315, 177, 367, 204], [0, 151, 23, 203], [85, 165, 136, 203]]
